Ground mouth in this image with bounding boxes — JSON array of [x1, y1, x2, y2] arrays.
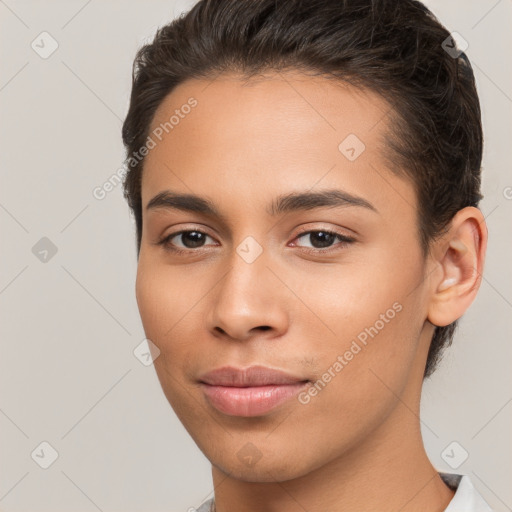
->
[[198, 365, 311, 417], [199, 381, 310, 417]]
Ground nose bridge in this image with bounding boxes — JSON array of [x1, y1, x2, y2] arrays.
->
[[207, 235, 287, 339], [219, 238, 270, 308]]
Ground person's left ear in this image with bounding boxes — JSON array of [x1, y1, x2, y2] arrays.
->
[[427, 206, 488, 327]]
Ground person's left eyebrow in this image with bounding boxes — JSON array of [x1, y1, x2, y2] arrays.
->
[[145, 188, 379, 217], [268, 189, 378, 216]]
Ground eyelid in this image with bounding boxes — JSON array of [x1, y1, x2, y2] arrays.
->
[[293, 223, 356, 238], [158, 223, 216, 241]]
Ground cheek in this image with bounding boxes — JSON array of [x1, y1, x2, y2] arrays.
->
[[283, 286, 421, 472], [288, 249, 414, 345], [135, 258, 188, 332], [135, 261, 206, 374], [293, 246, 424, 409], [135, 262, 187, 358], [135, 262, 200, 416], [135, 264, 164, 339]]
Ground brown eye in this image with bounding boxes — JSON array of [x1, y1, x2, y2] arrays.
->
[[158, 229, 216, 253], [293, 229, 355, 253], [173, 231, 209, 249]]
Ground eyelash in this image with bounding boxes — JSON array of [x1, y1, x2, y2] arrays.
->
[[157, 226, 356, 256]]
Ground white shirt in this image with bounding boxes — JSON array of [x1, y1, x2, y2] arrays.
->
[[441, 472, 494, 511], [196, 472, 494, 511]]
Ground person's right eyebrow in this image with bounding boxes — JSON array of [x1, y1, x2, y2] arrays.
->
[[145, 188, 379, 218], [146, 190, 225, 219]]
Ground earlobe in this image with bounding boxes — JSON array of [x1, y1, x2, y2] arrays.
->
[[427, 207, 487, 328]]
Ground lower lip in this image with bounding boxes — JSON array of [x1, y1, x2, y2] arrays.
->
[[199, 382, 310, 417]]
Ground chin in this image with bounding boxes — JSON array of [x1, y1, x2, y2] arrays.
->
[[216, 462, 305, 483], [209, 446, 321, 483]]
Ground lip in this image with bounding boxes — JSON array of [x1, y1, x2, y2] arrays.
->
[[198, 365, 308, 386], [198, 365, 310, 417]]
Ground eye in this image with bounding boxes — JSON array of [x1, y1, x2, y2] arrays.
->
[[291, 229, 355, 253], [157, 229, 216, 254]]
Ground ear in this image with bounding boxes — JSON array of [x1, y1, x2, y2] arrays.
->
[[427, 206, 488, 327]]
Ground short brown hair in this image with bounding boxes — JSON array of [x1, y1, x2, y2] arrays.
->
[[121, 0, 484, 378]]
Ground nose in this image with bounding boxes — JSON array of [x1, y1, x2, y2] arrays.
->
[[205, 249, 289, 342]]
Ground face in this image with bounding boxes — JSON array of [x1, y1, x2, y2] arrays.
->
[[136, 71, 435, 482]]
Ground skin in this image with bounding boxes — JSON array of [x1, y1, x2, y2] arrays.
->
[[135, 71, 487, 512]]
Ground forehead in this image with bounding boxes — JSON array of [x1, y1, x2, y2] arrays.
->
[[148, 70, 392, 146], [141, 71, 415, 221]]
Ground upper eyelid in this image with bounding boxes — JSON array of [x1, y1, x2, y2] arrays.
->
[[165, 226, 217, 241], [294, 224, 355, 237]]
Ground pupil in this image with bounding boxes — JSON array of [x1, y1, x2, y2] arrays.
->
[[311, 231, 334, 248], [183, 231, 205, 248]]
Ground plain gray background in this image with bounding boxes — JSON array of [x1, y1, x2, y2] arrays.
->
[[0, 1, 511, 511]]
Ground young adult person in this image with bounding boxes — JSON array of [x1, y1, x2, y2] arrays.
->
[[121, 1, 492, 510]]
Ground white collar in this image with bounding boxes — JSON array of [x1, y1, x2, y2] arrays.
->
[[441, 473, 494, 511]]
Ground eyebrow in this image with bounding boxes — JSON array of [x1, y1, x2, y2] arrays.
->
[[145, 188, 378, 218]]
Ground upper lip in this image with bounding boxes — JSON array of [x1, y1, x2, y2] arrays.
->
[[198, 365, 309, 387]]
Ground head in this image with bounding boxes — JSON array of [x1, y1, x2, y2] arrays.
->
[[122, 0, 486, 481]]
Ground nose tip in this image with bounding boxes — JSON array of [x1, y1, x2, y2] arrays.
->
[[206, 255, 289, 343]]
